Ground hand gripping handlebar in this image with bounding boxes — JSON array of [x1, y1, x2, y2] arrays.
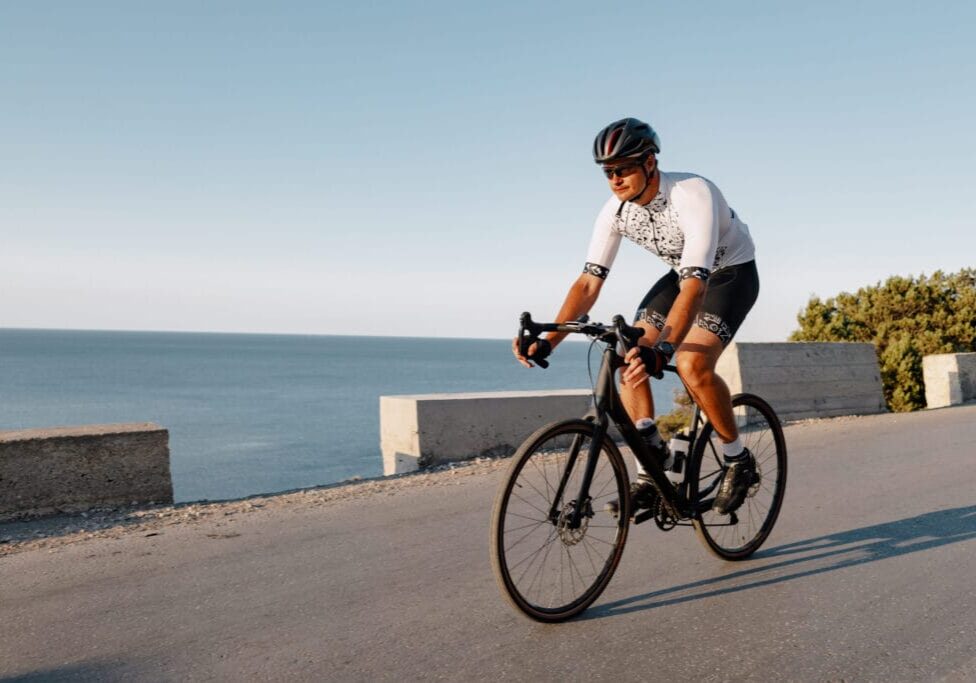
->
[[518, 312, 551, 368], [517, 312, 645, 369]]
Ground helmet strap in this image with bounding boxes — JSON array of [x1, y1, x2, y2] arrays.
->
[[627, 157, 658, 204]]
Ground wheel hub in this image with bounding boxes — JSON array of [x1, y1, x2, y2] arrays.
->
[[556, 500, 590, 545]]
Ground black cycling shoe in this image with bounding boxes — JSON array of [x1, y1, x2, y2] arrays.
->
[[604, 476, 658, 518], [712, 449, 758, 515]]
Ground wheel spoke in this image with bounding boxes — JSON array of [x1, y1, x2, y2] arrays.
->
[[504, 511, 548, 524], [519, 527, 557, 591], [579, 535, 601, 576], [521, 462, 558, 507], [505, 520, 552, 554], [505, 520, 549, 534], [509, 490, 551, 518]]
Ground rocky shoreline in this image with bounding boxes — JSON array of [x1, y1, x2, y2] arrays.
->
[[0, 456, 510, 557]]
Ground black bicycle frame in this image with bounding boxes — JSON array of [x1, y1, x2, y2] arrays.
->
[[551, 342, 711, 528]]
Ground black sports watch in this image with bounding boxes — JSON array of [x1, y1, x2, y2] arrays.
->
[[653, 340, 675, 360]]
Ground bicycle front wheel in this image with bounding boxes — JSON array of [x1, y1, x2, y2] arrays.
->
[[490, 419, 630, 622], [688, 393, 787, 560]]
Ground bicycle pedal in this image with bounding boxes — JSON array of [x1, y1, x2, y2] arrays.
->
[[604, 500, 621, 519], [633, 509, 655, 525]]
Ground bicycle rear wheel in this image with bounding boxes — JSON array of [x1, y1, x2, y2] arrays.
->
[[688, 393, 787, 560], [490, 419, 630, 622]]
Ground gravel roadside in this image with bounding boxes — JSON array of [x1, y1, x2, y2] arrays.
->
[[0, 411, 887, 558], [0, 456, 511, 557]]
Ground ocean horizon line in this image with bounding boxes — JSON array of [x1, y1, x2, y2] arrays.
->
[[0, 325, 576, 344]]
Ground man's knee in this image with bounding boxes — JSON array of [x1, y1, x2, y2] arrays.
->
[[676, 352, 715, 389]]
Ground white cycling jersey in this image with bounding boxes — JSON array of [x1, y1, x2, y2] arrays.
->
[[583, 171, 755, 282]]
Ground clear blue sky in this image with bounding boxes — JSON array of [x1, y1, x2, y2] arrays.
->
[[2, 2, 974, 340]]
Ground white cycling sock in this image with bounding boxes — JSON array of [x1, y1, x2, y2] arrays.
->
[[634, 418, 661, 477], [722, 437, 745, 460]]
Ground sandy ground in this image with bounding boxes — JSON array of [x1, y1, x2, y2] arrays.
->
[[0, 456, 511, 557]]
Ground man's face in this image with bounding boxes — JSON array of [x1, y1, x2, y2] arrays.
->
[[603, 156, 655, 200]]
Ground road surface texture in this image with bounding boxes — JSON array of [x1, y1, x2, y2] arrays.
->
[[3, 404, 976, 682]]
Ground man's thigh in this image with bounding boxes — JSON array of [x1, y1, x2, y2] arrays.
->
[[676, 325, 725, 374]]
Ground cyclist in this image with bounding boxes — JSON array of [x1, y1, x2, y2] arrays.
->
[[512, 117, 759, 515]]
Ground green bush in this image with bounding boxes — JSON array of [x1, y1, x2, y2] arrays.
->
[[790, 269, 976, 412], [657, 389, 694, 439]]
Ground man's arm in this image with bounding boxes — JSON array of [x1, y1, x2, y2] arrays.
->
[[546, 272, 604, 348], [512, 272, 604, 367]]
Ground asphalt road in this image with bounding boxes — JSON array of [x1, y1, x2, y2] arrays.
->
[[3, 404, 976, 682]]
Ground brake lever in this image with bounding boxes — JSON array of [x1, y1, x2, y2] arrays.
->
[[518, 312, 550, 368]]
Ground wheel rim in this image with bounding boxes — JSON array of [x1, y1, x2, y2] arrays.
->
[[495, 426, 628, 616], [693, 397, 786, 556]]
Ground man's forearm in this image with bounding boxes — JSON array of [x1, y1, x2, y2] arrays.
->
[[545, 278, 601, 349]]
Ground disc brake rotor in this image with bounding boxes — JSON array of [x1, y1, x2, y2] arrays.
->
[[556, 501, 590, 545]]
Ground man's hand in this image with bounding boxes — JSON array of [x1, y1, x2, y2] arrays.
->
[[512, 337, 552, 368], [622, 344, 671, 384]]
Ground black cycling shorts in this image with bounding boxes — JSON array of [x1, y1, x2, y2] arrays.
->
[[634, 260, 759, 346]]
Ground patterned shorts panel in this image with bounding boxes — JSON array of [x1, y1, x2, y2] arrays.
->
[[694, 312, 733, 345], [637, 309, 668, 331]]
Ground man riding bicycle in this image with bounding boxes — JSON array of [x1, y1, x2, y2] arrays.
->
[[512, 117, 760, 516]]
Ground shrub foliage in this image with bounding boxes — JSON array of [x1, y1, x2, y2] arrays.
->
[[657, 389, 694, 439], [790, 269, 976, 412]]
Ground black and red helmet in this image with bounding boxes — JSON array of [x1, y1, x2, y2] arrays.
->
[[592, 117, 661, 164]]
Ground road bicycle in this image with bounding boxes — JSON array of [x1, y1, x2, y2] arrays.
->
[[490, 313, 787, 622]]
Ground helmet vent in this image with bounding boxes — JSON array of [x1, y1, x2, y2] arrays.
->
[[606, 128, 622, 157]]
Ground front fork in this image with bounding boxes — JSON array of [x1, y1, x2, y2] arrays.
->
[[547, 421, 607, 529]]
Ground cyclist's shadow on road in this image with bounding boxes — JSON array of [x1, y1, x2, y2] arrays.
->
[[587, 504, 976, 620]]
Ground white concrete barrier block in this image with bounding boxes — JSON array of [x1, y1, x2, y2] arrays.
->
[[380, 390, 592, 475], [716, 342, 886, 422], [923, 353, 976, 408]]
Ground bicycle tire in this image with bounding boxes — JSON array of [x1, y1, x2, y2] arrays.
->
[[490, 419, 630, 622], [687, 393, 787, 560]]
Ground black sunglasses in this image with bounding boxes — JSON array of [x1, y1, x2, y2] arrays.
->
[[602, 160, 645, 179]]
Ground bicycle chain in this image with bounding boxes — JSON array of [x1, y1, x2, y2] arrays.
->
[[651, 480, 682, 523]]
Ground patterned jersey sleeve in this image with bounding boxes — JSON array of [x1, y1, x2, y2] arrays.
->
[[676, 177, 720, 282], [583, 196, 622, 280]]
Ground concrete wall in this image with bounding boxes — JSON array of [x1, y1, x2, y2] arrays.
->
[[0, 423, 173, 520], [923, 353, 976, 408], [716, 342, 887, 423], [380, 343, 887, 474], [380, 390, 592, 475]]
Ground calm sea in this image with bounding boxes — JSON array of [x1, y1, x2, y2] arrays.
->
[[0, 329, 680, 502]]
